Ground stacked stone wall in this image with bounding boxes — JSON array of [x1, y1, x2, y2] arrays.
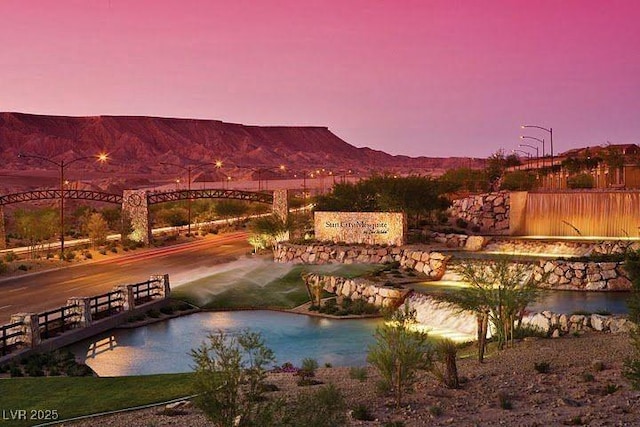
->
[[524, 310, 634, 336], [534, 260, 632, 291], [275, 243, 449, 279], [303, 273, 410, 308], [449, 191, 510, 233]]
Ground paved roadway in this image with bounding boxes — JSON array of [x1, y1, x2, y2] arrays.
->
[[0, 232, 251, 324]]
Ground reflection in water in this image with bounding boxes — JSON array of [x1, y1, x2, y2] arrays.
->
[[86, 335, 119, 358], [70, 311, 381, 377], [410, 281, 629, 314]]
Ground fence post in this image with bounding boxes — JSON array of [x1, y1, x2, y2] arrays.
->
[[66, 297, 92, 327], [10, 313, 40, 348], [150, 274, 171, 299], [115, 284, 136, 310]]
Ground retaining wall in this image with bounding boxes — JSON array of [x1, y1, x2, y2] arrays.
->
[[303, 273, 410, 308]]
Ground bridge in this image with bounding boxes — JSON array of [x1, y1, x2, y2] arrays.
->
[[0, 188, 288, 249]]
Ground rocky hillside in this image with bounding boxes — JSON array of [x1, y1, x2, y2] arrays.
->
[[0, 112, 483, 180]]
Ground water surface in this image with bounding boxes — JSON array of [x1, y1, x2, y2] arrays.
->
[[71, 310, 381, 377]]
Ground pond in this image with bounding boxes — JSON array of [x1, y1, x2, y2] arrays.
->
[[409, 281, 630, 314], [70, 310, 381, 377]]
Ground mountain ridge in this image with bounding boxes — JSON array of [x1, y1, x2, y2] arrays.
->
[[0, 112, 484, 178]]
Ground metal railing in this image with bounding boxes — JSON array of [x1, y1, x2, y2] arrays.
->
[[0, 321, 25, 356], [132, 279, 162, 305], [38, 304, 79, 340], [89, 290, 124, 321]]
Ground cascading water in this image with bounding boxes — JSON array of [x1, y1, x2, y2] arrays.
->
[[405, 293, 479, 342], [524, 191, 640, 238]]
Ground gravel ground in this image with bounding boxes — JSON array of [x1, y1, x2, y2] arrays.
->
[[63, 332, 640, 427]]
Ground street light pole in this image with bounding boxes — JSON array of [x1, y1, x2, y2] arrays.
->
[[522, 125, 553, 167], [520, 135, 545, 168], [513, 149, 532, 169], [18, 152, 108, 257], [519, 143, 539, 168], [161, 161, 223, 236]]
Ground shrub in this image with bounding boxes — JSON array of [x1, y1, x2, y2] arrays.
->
[[191, 329, 278, 427], [297, 358, 321, 386], [4, 251, 17, 262], [382, 422, 405, 427], [83, 251, 93, 259], [534, 361, 551, 374], [99, 248, 107, 255], [351, 404, 375, 421], [428, 405, 443, 416], [63, 251, 76, 262], [349, 366, 368, 382], [368, 303, 433, 408], [567, 173, 595, 189], [110, 247, 118, 253], [0, 261, 7, 274], [147, 309, 161, 318], [283, 383, 347, 427], [160, 306, 175, 315], [605, 383, 619, 394], [433, 338, 459, 389], [581, 372, 595, 382], [17, 264, 28, 271], [10, 365, 23, 377], [498, 392, 513, 410]]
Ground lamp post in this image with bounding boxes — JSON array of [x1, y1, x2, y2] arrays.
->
[[522, 125, 553, 167], [519, 143, 539, 169], [513, 149, 532, 170], [18, 152, 109, 257], [520, 135, 545, 168], [161, 161, 223, 236]]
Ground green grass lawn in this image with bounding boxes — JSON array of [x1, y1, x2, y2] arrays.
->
[[0, 373, 194, 426], [172, 260, 385, 310]]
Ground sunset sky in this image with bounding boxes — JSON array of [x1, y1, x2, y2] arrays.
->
[[1, 0, 639, 158]]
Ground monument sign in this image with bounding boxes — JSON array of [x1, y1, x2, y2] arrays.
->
[[314, 211, 406, 246]]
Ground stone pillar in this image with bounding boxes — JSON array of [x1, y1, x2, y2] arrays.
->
[[509, 191, 528, 236], [122, 189, 151, 244], [10, 313, 40, 348], [66, 297, 92, 327], [150, 274, 171, 299], [115, 284, 136, 311], [272, 189, 289, 223], [0, 205, 6, 250]]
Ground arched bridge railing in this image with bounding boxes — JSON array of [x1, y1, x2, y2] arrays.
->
[[147, 189, 274, 205], [0, 190, 123, 206]]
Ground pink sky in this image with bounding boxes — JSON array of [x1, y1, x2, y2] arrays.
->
[[1, 0, 639, 158]]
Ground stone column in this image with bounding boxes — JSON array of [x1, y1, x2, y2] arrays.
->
[[150, 274, 171, 299], [122, 189, 151, 244], [508, 191, 528, 236], [115, 284, 136, 311], [272, 189, 289, 223], [10, 313, 40, 348], [66, 297, 92, 327], [0, 205, 6, 250]]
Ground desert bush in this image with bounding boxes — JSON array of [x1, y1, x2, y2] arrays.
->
[[191, 329, 279, 427], [351, 403, 375, 421], [349, 366, 368, 382], [498, 392, 513, 410], [368, 303, 434, 408], [282, 383, 347, 427], [534, 361, 551, 374], [4, 251, 17, 262]]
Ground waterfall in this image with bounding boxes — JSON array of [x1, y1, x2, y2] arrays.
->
[[405, 293, 480, 342], [524, 191, 640, 238]]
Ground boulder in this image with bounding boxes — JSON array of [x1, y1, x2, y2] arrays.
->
[[464, 235, 486, 251]]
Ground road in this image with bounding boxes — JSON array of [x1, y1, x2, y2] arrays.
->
[[0, 231, 251, 323]]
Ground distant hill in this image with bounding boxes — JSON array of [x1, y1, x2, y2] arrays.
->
[[0, 112, 484, 181]]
